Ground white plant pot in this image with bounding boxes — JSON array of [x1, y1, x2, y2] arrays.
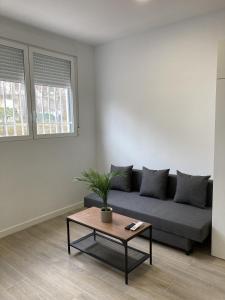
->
[[101, 207, 113, 223]]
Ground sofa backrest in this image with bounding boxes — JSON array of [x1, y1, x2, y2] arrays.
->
[[131, 169, 213, 207]]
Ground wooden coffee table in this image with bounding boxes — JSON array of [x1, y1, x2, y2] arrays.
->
[[66, 207, 152, 284]]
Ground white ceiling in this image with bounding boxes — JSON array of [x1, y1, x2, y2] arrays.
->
[[1, 0, 225, 45]]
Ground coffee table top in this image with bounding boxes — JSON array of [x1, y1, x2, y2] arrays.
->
[[67, 207, 151, 242]]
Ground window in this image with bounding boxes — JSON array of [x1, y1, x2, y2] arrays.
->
[[29, 48, 77, 137], [0, 40, 32, 140], [0, 39, 78, 141]]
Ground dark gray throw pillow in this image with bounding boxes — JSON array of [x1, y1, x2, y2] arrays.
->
[[110, 165, 133, 192], [140, 167, 170, 199], [174, 171, 210, 208]]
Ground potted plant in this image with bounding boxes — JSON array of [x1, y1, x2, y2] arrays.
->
[[74, 169, 121, 223]]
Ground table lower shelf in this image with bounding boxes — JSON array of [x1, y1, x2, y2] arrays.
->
[[70, 232, 150, 273]]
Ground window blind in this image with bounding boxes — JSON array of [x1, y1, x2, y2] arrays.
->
[[0, 44, 25, 83], [33, 52, 71, 88]]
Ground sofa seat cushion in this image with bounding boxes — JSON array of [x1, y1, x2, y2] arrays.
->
[[84, 191, 212, 243]]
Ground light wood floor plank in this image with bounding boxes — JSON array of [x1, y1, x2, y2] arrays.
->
[[0, 211, 225, 300]]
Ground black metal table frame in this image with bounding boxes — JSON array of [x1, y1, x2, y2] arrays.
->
[[66, 218, 152, 284]]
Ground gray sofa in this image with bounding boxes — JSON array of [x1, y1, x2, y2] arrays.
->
[[84, 169, 213, 254]]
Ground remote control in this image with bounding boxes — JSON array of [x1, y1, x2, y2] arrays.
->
[[130, 221, 143, 231], [125, 222, 136, 230]]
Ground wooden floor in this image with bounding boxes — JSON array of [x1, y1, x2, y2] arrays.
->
[[0, 211, 225, 300]]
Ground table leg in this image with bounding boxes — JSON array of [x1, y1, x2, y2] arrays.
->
[[149, 226, 152, 265], [67, 218, 71, 255], [124, 241, 128, 284]]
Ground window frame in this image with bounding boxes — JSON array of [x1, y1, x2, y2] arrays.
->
[[29, 47, 78, 139], [0, 38, 33, 142], [0, 38, 79, 142]]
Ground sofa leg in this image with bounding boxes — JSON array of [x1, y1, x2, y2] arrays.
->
[[185, 249, 193, 255]]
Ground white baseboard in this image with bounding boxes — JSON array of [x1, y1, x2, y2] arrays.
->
[[0, 201, 84, 239]]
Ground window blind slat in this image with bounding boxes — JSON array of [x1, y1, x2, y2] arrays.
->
[[0, 44, 25, 83], [33, 52, 71, 88]]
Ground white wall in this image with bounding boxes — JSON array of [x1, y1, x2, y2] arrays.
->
[[95, 10, 225, 176], [212, 41, 225, 260], [0, 17, 96, 236]]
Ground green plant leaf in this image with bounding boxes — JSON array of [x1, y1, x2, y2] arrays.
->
[[73, 169, 124, 208]]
